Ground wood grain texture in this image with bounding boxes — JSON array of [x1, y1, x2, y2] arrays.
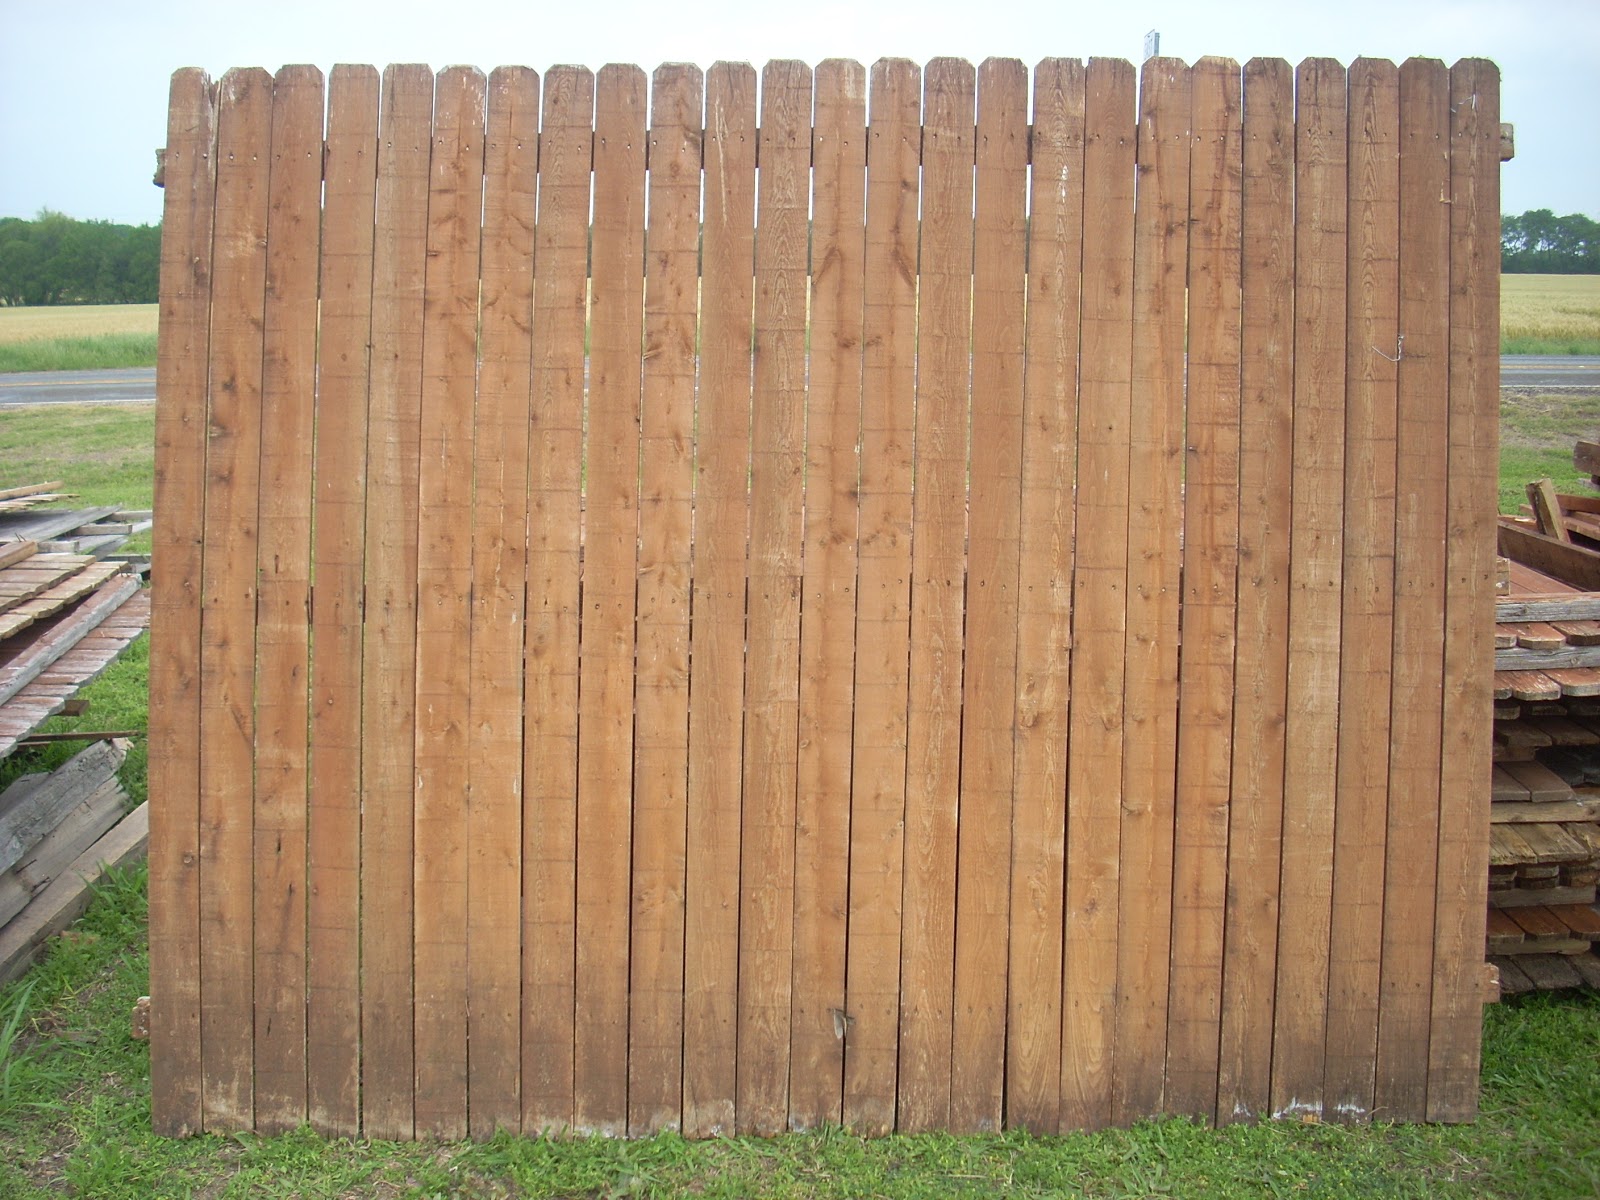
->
[[629, 61, 700, 1138], [467, 64, 537, 1137], [682, 60, 754, 1139], [1428, 57, 1498, 1123], [1005, 55, 1083, 1135], [198, 66, 272, 1132], [360, 62, 433, 1141], [1165, 55, 1241, 1123], [1113, 56, 1188, 1127], [736, 58, 811, 1136], [788, 56, 864, 1134], [843, 56, 919, 1138], [1060, 56, 1136, 1133], [522, 64, 591, 1136], [148, 65, 216, 1138], [950, 55, 1027, 1134], [1324, 57, 1399, 1121], [1271, 57, 1347, 1123], [897, 56, 973, 1135], [413, 66, 485, 1141], [574, 62, 646, 1136], [1216, 57, 1293, 1126], [1374, 56, 1449, 1123], [307, 63, 376, 1139], [252, 63, 323, 1134], [147, 52, 1495, 1139]]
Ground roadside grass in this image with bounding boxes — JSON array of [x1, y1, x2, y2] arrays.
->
[[0, 334, 158, 373], [1501, 274, 1600, 355], [0, 395, 1597, 1196], [0, 304, 159, 373]]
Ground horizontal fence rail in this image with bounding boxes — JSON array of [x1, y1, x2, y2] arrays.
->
[[148, 54, 1500, 1139]]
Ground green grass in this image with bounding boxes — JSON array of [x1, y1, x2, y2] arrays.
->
[[2, 396, 1599, 1196], [1497, 390, 1600, 512], [0, 897, 1594, 1200], [0, 333, 157, 373], [1502, 336, 1600, 357]]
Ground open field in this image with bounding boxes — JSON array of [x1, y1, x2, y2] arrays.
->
[[0, 304, 158, 343], [0, 304, 158, 373], [1501, 274, 1600, 355], [0, 402, 1598, 1195], [0, 275, 1596, 372]]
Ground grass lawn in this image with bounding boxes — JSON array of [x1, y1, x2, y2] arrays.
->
[[1, 395, 1599, 1195]]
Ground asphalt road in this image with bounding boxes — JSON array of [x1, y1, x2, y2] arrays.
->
[[1499, 355, 1600, 390], [1, 357, 1597, 408], [0, 367, 156, 408]]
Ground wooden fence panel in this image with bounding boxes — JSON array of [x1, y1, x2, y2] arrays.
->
[[149, 54, 1500, 1141], [682, 60, 755, 1139], [1375, 56, 1450, 1123], [1217, 56, 1294, 1125], [1325, 57, 1400, 1120], [412, 67, 486, 1140], [359, 63, 431, 1141], [521, 63, 590, 1136], [1272, 57, 1348, 1122], [468, 65, 538, 1137], [575, 63, 647, 1136], [1166, 54, 1242, 1122], [148, 65, 217, 1138], [842, 56, 919, 1138], [898, 56, 974, 1135], [1061, 56, 1137, 1133], [197, 67, 272, 1131], [252, 63, 323, 1134], [735, 58, 811, 1137], [951, 56, 1027, 1135], [630, 61, 701, 1138], [307, 62, 377, 1138], [789, 55, 865, 1134], [1005, 55, 1084, 1137], [1430, 57, 1499, 1123], [1114, 55, 1188, 1127]]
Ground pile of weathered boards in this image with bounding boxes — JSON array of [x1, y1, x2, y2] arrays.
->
[[0, 480, 151, 985]]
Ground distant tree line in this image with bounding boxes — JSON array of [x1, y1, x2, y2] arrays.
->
[[1503, 210, 1600, 274], [0, 211, 161, 306]]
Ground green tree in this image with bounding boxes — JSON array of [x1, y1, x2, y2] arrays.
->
[[0, 210, 163, 305], [1503, 209, 1600, 273]]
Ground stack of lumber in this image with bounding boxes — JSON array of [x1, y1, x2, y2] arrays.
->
[[0, 481, 152, 559], [1497, 484, 1600, 595], [1489, 528, 1600, 996], [0, 515, 150, 761], [0, 739, 150, 985]]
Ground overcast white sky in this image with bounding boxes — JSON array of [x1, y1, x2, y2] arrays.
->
[[1, 0, 1594, 226]]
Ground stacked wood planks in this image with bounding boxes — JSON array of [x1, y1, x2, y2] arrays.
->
[[1, 494, 152, 760], [1488, 552, 1600, 995], [0, 483, 154, 984], [0, 739, 150, 984], [0, 482, 153, 558]]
